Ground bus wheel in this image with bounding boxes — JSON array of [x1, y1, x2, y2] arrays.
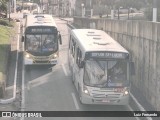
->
[[78, 85, 82, 104], [72, 74, 75, 84]]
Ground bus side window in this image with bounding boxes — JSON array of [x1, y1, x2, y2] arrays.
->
[[71, 38, 76, 57], [69, 35, 71, 49], [76, 47, 82, 68]]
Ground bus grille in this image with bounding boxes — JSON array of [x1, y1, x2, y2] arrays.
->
[[92, 93, 121, 98], [34, 56, 50, 61], [34, 61, 49, 63]]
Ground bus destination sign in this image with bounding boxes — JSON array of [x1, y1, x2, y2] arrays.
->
[[88, 52, 129, 59], [26, 27, 57, 34], [31, 28, 52, 33]]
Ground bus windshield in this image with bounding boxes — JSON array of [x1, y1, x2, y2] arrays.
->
[[25, 34, 58, 55], [84, 59, 129, 88]]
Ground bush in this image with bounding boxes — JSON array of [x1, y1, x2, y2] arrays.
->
[[144, 7, 160, 22], [0, 19, 14, 27]]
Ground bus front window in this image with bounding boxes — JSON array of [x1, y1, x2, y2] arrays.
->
[[26, 34, 57, 54], [84, 60, 129, 88], [26, 35, 41, 52], [42, 35, 57, 52]]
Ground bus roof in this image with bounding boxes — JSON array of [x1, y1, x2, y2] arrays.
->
[[25, 14, 57, 27], [71, 29, 129, 53]]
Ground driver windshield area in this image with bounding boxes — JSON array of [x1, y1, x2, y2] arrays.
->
[[26, 34, 57, 53], [84, 59, 129, 88]]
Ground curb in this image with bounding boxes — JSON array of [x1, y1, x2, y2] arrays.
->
[[59, 17, 73, 23], [59, 18, 69, 22]]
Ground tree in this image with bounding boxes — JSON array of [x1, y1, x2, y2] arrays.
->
[[32, 0, 40, 4], [0, 0, 8, 17], [101, 0, 117, 9], [114, 0, 146, 10], [144, 0, 160, 22], [92, 0, 117, 17]]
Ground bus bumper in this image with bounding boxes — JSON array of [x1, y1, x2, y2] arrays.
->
[[24, 58, 58, 65], [81, 93, 129, 105]]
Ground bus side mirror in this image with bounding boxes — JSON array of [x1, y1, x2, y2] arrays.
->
[[79, 61, 84, 68], [59, 34, 62, 45], [130, 62, 135, 76], [22, 36, 24, 42]]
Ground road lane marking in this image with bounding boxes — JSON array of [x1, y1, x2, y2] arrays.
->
[[62, 64, 68, 76], [20, 53, 25, 120], [29, 79, 48, 88], [71, 93, 80, 110], [27, 83, 30, 91], [52, 64, 61, 72], [27, 72, 52, 89]]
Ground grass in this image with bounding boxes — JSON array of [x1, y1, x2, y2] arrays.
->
[[0, 18, 14, 27], [0, 25, 12, 82], [0, 19, 15, 97]]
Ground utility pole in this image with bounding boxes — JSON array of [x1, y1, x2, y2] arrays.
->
[[153, 0, 157, 22], [14, 0, 16, 13], [42, 0, 44, 13], [90, 0, 93, 18], [58, 0, 60, 17], [22, 0, 24, 12], [8, 0, 11, 22], [118, 8, 119, 20]]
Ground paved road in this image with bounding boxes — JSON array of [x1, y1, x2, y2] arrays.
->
[[22, 18, 137, 120]]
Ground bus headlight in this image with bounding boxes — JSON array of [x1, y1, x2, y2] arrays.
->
[[84, 89, 89, 94], [83, 86, 90, 95], [123, 90, 129, 96], [53, 53, 58, 58], [25, 54, 30, 58]]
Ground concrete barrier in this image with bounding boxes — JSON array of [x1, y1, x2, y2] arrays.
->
[[0, 73, 5, 98]]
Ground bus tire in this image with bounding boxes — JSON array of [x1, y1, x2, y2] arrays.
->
[[78, 85, 83, 104], [72, 73, 75, 84], [68, 59, 73, 77]]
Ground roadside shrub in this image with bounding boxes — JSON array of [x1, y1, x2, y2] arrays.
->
[[144, 7, 160, 22], [0, 19, 14, 27]]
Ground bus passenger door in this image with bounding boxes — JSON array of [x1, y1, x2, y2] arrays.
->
[[74, 47, 83, 90], [68, 38, 76, 81]]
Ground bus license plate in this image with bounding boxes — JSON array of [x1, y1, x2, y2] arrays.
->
[[102, 99, 110, 103]]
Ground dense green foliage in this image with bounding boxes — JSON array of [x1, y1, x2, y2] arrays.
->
[[0, 25, 10, 74], [0, 19, 14, 26], [0, 0, 8, 12], [0, 0, 9, 18], [92, 0, 160, 21]]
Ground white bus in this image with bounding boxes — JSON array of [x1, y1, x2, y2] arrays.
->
[[22, 14, 62, 68], [68, 29, 135, 105]]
